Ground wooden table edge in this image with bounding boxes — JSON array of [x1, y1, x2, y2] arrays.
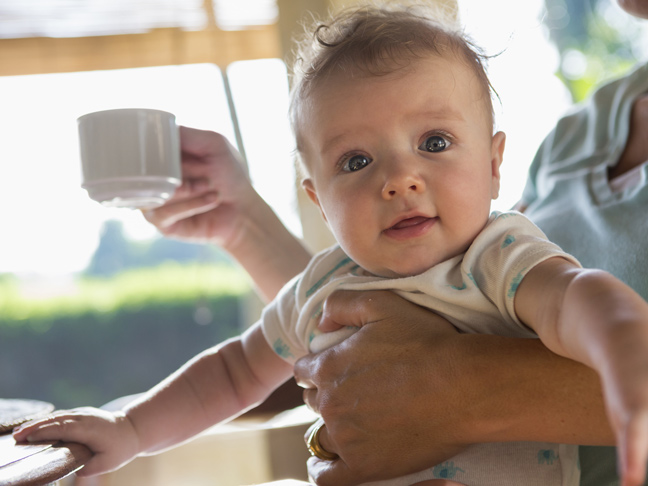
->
[[0, 441, 93, 486]]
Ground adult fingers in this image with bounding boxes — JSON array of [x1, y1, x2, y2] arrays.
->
[[142, 192, 220, 231], [179, 125, 208, 154], [304, 418, 337, 458], [304, 420, 362, 486], [319, 289, 394, 332], [294, 343, 335, 390], [301, 387, 320, 414], [178, 126, 227, 158], [179, 127, 248, 176], [307, 455, 360, 486]]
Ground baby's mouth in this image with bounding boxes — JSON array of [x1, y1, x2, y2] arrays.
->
[[383, 216, 437, 240], [389, 216, 431, 230]]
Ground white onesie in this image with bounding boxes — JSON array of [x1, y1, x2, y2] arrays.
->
[[261, 211, 581, 486]]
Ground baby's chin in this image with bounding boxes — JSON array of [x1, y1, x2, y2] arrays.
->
[[344, 247, 443, 279], [362, 261, 437, 279]]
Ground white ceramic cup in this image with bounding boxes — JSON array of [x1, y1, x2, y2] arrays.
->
[[78, 108, 181, 209]]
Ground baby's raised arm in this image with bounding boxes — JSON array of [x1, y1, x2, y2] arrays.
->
[[12, 324, 293, 477], [515, 257, 648, 486]]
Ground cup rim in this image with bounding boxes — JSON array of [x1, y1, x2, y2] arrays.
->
[[81, 175, 181, 187], [77, 108, 175, 123]]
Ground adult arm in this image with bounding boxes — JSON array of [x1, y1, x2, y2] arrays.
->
[[295, 289, 614, 486], [143, 126, 312, 302]]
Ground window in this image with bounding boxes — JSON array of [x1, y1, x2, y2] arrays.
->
[[0, 60, 297, 276], [0, 59, 297, 407]]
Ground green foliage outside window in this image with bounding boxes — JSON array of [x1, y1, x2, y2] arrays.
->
[[1, 219, 254, 408], [543, 0, 646, 102], [0, 263, 250, 326], [0, 264, 252, 408]]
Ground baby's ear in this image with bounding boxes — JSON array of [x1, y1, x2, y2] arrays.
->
[[490, 131, 506, 199], [302, 178, 327, 222], [301, 178, 319, 206]]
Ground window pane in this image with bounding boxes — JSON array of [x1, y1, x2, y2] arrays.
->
[[0, 63, 235, 275], [0, 63, 272, 408], [0, 0, 208, 38], [227, 58, 301, 239]]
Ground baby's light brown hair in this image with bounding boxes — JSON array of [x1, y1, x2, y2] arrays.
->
[[289, 3, 496, 174]]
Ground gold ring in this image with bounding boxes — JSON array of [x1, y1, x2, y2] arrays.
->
[[307, 421, 338, 461]]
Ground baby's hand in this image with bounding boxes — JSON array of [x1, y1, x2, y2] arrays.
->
[[617, 409, 648, 486], [599, 332, 648, 486], [12, 407, 140, 477]]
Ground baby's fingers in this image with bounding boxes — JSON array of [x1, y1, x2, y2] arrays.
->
[[619, 411, 648, 486], [13, 414, 58, 441], [13, 412, 86, 444], [13, 408, 138, 477], [13, 407, 113, 444]]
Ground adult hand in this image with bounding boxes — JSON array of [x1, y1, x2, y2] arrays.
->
[[295, 289, 613, 486], [142, 126, 256, 249], [295, 290, 465, 485], [143, 126, 311, 301]]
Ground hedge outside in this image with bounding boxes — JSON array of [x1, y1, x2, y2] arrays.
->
[[0, 264, 251, 408]]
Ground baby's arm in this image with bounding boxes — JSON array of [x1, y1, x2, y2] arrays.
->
[[12, 323, 294, 477], [515, 257, 648, 486]]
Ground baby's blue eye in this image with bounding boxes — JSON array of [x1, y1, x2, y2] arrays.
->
[[343, 155, 372, 172], [421, 135, 449, 152]]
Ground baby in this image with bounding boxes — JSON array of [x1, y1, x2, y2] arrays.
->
[[14, 4, 648, 486]]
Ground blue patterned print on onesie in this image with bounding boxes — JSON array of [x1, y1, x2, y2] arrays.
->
[[432, 461, 465, 479], [305, 257, 353, 297], [507, 269, 526, 299], [538, 449, 558, 465], [502, 234, 516, 248], [311, 302, 323, 320], [273, 338, 294, 359]]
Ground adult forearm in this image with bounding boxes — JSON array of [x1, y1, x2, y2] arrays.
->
[[223, 191, 312, 302], [298, 325, 615, 486], [452, 333, 615, 446]]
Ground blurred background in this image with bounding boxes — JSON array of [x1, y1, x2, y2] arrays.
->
[[0, 0, 646, 409]]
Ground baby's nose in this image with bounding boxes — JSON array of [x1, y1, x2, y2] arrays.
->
[[381, 165, 425, 199]]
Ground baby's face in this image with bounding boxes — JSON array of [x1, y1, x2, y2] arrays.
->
[[300, 54, 505, 278]]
